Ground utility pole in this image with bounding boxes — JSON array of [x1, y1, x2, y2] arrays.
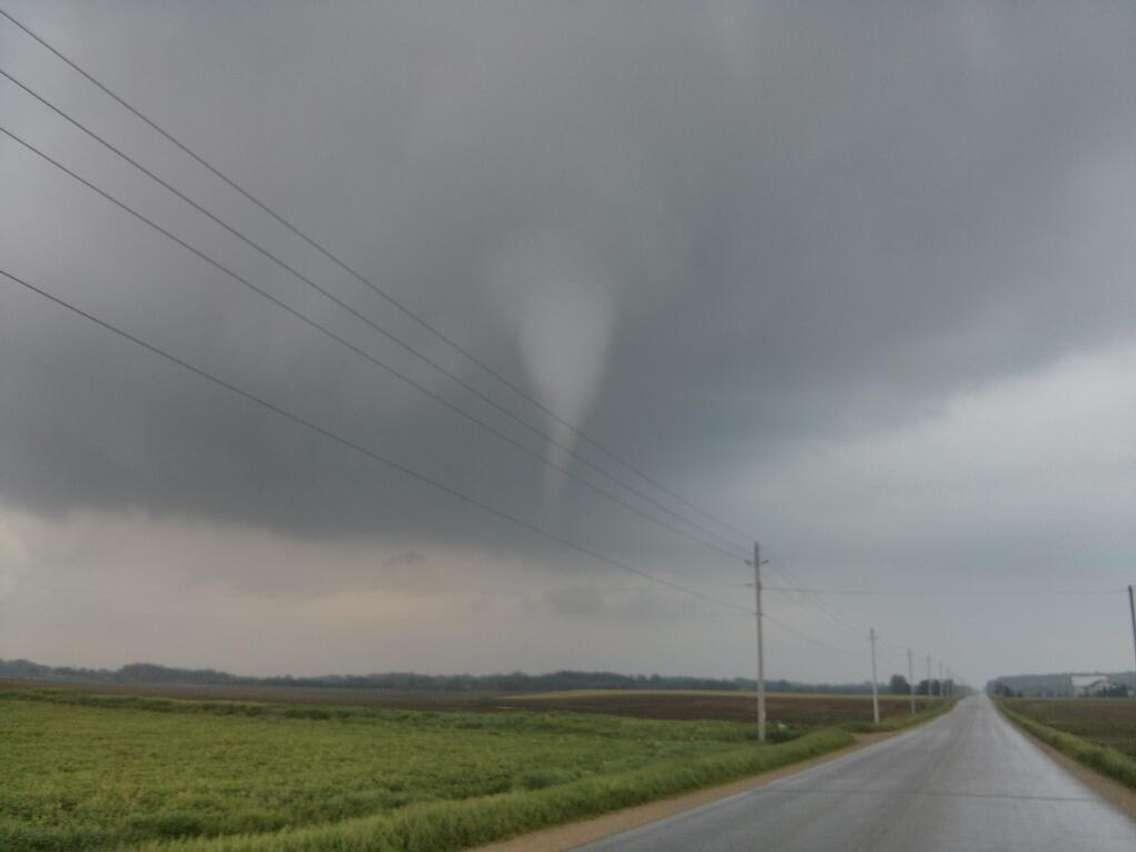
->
[[869, 628, 880, 726], [752, 542, 766, 742], [1128, 585, 1136, 699], [907, 648, 916, 715], [939, 661, 944, 697], [926, 654, 932, 700]]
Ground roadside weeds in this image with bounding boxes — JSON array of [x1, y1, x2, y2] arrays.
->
[[476, 699, 957, 852], [476, 731, 900, 852], [140, 729, 853, 851]]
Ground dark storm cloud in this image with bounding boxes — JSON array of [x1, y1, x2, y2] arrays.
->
[[541, 584, 699, 623], [1, 1, 1134, 604]]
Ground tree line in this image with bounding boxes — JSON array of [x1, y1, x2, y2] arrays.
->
[[1, 657, 886, 694], [887, 674, 958, 696]]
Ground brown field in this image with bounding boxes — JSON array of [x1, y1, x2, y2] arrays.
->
[[0, 678, 495, 711], [504, 689, 936, 725], [1004, 698, 1136, 759], [0, 679, 935, 725]]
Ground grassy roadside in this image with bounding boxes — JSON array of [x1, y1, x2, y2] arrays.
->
[[840, 697, 956, 733], [150, 702, 956, 851], [142, 728, 853, 852], [1, 689, 846, 852], [998, 702, 1136, 790], [0, 687, 955, 852]]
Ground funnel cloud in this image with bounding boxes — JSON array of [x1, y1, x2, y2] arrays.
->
[[1, 1, 1134, 685]]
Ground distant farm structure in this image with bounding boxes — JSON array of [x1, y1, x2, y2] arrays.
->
[[1070, 674, 1124, 698], [988, 671, 1132, 698]]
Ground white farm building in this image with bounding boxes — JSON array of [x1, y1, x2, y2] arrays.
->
[[1069, 674, 1116, 697]]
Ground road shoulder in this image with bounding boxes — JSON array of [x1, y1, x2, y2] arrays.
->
[[1012, 723, 1136, 822], [474, 730, 899, 852]]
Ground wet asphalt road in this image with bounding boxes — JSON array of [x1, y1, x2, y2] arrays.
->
[[580, 696, 1136, 851]]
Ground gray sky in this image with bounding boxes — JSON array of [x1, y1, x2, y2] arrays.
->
[[1, 2, 1134, 686]]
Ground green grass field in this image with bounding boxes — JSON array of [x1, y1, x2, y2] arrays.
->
[[0, 687, 859, 851]]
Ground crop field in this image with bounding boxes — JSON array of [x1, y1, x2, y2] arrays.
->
[[1003, 698, 1136, 759], [0, 686, 864, 851], [0, 679, 498, 713], [0, 679, 938, 725], [504, 689, 938, 726]]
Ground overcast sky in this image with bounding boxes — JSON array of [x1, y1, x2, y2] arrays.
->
[[1, 2, 1134, 687]]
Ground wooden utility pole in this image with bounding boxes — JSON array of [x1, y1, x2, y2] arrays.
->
[[753, 542, 766, 742], [869, 628, 880, 726], [1128, 585, 1136, 699], [907, 647, 916, 715]]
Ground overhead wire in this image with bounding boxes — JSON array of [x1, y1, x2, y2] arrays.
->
[[723, 554, 933, 668], [763, 572, 1124, 667], [0, 265, 756, 616], [767, 562, 860, 632], [764, 585, 1123, 597], [757, 554, 897, 657], [0, 5, 756, 553], [761, 558, 950, 670], [0, 69, 751, 564], [0, 76, 875, 667], [0, 121, 756, 566], [0, 9, 975, 679], [763, 613, 859, 657]]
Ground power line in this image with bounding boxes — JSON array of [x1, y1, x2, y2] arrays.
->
[[765, 567, 924, 659], [747, 565, 923, 660], [0, 265, 755, 616], [764, 585, 1122, 597], [0, 70, 750, 564], [738, 551, 925, 666], [0, 5, 756, 551], [0, 122, 753, 565], [769, 566, 856, 628], [763, 561, 970, 672], [755, 554, 881, 647], [763, 612, 858, 656], [764, 576, 1121, 664], [0, 9, 965, 687]]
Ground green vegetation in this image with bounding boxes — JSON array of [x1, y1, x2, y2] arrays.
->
[[0, 688, 854, 851], [999, 699, 1136, 790], [840, 697, 955, 734], [149, 728, 852, 852]]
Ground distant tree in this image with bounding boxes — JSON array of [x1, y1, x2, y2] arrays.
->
[[0, 656, 970, 697], [889, 674, 910, 695]]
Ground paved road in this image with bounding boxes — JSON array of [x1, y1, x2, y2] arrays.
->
[[581, 696, 1136, 851]]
